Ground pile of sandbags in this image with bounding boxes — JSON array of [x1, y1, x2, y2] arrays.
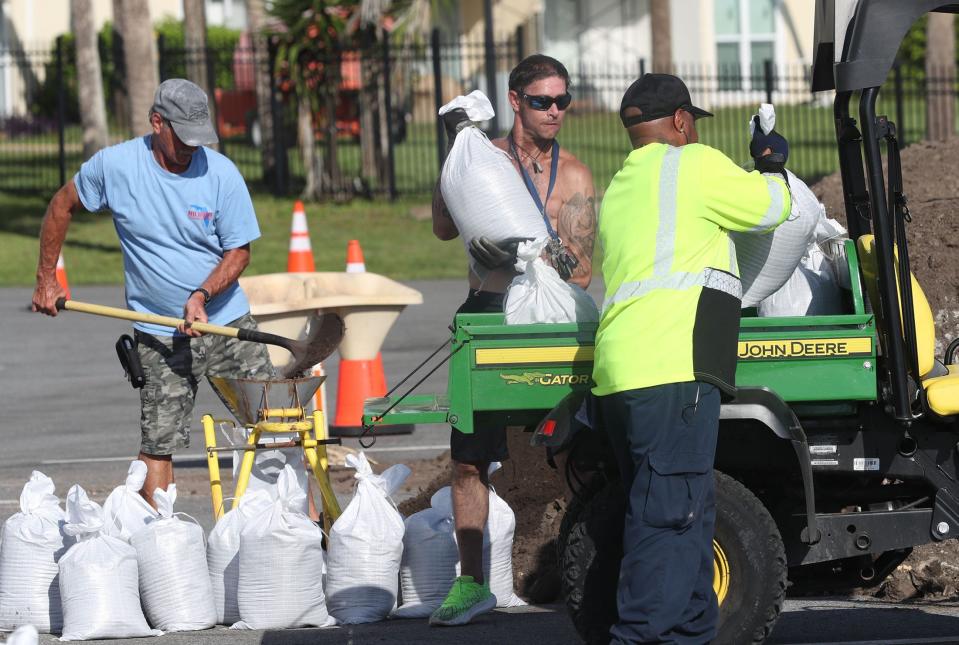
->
[[207, 489, 272, 625], [394, 464, 525, 618], [758, 216, 849, 317], [58, 485, 159, 641], [0, 472, 72, 633], [130, 485, 216, 632], [325, 453, 410, 624], [233, 465, 334, 629], [101, 460, 158, 541]]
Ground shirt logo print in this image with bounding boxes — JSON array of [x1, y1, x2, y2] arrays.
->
[[186, 204, 214, 231]]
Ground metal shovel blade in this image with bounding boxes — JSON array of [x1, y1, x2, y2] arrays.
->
[[280, 312, 346, 378]]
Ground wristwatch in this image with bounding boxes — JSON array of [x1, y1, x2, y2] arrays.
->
[[189, 287, 211, 304]]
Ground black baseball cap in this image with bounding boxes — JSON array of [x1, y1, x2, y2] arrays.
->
[[619, 73, 713, 128]]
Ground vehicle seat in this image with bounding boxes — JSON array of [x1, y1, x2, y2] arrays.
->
[[857, 234, 959, 416]]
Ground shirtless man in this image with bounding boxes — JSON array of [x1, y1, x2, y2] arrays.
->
[[428, 54, 597, 626]]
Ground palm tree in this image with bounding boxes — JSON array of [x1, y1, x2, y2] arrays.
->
[[72, 0, 108, 159], [650, 0, 672, 74], [246, 0, 278, 187], [117, 0, 159, 136], [183, 0, 218, 148]]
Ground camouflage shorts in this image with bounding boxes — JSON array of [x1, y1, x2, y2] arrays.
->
[[135, 313, 275, 456]]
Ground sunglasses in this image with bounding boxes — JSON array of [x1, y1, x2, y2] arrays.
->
[[522, 92, 572, 111]]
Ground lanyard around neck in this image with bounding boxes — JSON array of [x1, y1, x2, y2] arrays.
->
[[509, 136, 560, 240]]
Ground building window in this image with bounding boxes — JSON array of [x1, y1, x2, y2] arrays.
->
[[715, 0, 776, 91]]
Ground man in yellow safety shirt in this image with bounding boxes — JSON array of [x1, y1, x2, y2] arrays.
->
[[592, 74, 791, 643]]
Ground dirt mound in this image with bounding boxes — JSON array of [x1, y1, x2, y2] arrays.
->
[[810, 138, 959, 354], [397, 433, 567, 603]]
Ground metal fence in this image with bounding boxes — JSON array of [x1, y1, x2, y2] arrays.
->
[[0, 31, 954, 199]]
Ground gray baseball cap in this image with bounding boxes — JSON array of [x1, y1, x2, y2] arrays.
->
[[151, 79, 219, 146]]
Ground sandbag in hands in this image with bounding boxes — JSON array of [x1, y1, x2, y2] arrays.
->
[[439, 91, 549, 280], [505, 239, 599, 324], [733, 103, 820, 308]]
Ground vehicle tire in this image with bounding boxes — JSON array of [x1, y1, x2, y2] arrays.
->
[[712, 471, 787, 645], [558, 471, 786, 645], [559, 483, 623, 645]]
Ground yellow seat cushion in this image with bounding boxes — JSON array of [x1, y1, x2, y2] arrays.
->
[[857, 235, 937, 377], [923, 366, 959, 416]]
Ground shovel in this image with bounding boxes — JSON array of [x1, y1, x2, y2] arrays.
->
[[55, 298, 344, 378]]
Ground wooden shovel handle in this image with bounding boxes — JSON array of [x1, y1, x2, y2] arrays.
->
[[56, 298, 241, 338]]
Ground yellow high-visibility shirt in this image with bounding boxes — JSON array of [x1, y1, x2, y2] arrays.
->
[[592, 142, 790, 397]]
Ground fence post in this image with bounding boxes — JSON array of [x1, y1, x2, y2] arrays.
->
[[56, 36, 66, 187], [894, 62, 905, 142], [382, 28, 397, 200], [483, 0, 499, 136], [268, 38, 288, 196], [157, 34, 166, 81], [764, 59, 774, 104], [431, 28, 445, 171], [515, 25, 525, 62], [639, 57, 646, 77]]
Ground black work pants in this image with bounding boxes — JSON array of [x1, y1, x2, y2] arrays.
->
[[597, 381, 720, 645]]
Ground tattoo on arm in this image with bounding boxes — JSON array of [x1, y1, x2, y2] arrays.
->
[[557, 192, 597, 280]]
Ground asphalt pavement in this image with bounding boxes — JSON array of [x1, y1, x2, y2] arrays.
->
[[5, 282, 959, 644]]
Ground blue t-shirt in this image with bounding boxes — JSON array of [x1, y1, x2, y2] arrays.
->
[[74, 136, 260, 336]]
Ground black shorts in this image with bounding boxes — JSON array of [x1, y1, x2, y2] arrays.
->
[[450, 290, 508, 464]]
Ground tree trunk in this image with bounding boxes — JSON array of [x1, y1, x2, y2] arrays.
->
[[359, 31, 381, 185], [650, 0, 672, 74], [110, 0, 130, 130], [298, 94, 323, 200], [246, 0, 277, 184], [118, 0, 158, 137], [926, 12, 955, 141], [72, 0, 108, 159], [183, 0, 217, 147]]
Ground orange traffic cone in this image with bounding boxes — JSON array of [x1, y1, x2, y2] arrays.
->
[[287, 201, 316, 272], [56, 252, 71, 299], [331, 240, 409, 436], [345, 239, 365, 273]]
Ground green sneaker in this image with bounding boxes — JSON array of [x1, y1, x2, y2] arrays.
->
[[429, 575, 497, 626]]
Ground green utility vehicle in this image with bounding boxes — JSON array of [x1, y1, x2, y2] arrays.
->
[[364, 2, 959, 642]]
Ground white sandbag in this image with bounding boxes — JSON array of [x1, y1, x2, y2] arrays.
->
[[759, 218, 848, 317], [439, 91, 549, 279], [101, 460, 158, 541], [228, 425, 309, 502], [325, 453, 410, 624], [394, 463, 526, 617], [6, 624, 39, 645], [130, 485, 216, 632], [392, 496, 459, 618], [0, 472, 72, 633], [505, 239, 599, 324], [234, 465, 333, 629], [733, 169, 821, 307], [58, 485, 158, 641], [207, 489, 272, 625]]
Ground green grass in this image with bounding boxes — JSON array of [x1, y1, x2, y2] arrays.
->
[[0, 191, 471, 286]]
